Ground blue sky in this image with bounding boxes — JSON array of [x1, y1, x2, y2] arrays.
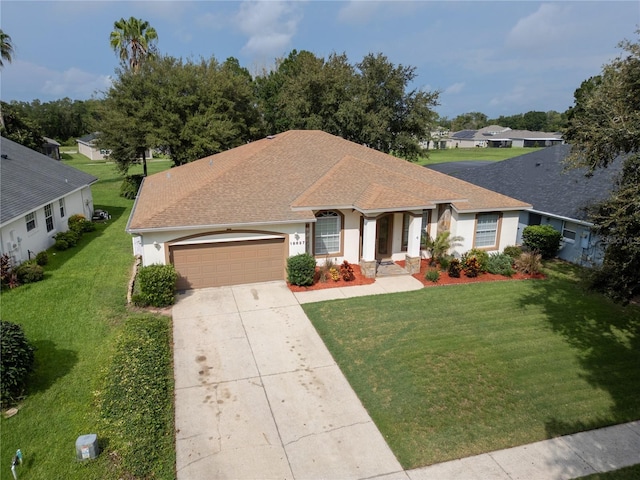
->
[[1, 1, 638, 119]]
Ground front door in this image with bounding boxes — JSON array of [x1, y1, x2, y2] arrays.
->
[[376, 214, 393, 261]]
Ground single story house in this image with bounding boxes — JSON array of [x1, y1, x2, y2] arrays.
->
[[0, 137, 98, 265], [447, 125, 564, 149], [77, 132, 153, 161], [127, 130, 531, 290], [430, 144, 623, 267]]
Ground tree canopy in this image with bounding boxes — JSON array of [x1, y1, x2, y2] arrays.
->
[[564, 31, 640, 304], [97, 55, 263, 172], [255, 51, 439, 160], [0, 101, 45, 151]]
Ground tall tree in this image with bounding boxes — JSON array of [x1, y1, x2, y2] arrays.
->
[[110, 17, 158, 73], [564, 31, 640, 303], [450, 112, 488, 131], [98, 55, 262, 172], [0, 101, 45, 151], [0, 29, 14, 68], [255, 51, 439, 160]]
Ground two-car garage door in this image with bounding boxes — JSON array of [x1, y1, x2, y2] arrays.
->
[[170, 238, 286, 290]]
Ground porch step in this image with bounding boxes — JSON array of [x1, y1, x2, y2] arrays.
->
[[376, 262, 410, 277]]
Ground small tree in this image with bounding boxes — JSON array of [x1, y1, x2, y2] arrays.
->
[[424, 231, 463, 265], [522, 225, 561, 259], [1, 321, 36, 407]]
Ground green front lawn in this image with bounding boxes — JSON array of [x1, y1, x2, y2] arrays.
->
[[418, 147, 543, 165], [303, 261, 640, 469], [0, 157, 174, 479]]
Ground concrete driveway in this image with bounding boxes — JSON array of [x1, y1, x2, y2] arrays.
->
[[172, 281, 405, 479]]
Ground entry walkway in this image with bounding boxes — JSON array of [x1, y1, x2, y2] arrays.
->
[[173, 278, 640, 479]]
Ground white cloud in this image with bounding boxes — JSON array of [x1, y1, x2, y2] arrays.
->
[[235, 1, 302, 58], [1, 60, 112, 101], [507, 3, 574, 51], [444, 82, 465, 95]]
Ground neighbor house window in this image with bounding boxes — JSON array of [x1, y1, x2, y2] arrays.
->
[[562, 221, 577, 243], [59, 198, 66, 218], [474, 213, 500, 248], [45, 203, 54, 232], [25, 212, 37, 232], [314, 211, 341, 255]]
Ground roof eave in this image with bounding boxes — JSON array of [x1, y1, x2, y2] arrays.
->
[[126, 218, 314, 235]]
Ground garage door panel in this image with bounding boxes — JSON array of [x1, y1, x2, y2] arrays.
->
[[171, 238, 285, 289]]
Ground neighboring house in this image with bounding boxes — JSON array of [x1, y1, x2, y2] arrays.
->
[[77, 132, 108, 160], [77, 132, 154, 161], [42, 137, 61, 160], [0, 137, 98, 265], [429, 144, 623, 267], [127, 130, 531, 290], [446, 125, 564, 149]]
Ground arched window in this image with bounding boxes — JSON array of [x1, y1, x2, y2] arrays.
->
[[314, 211, 342, 255]]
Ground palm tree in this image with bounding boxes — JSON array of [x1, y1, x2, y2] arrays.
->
[[109, 17, 158, 73], [0, 29, 15, 68], [424, 230, 464, 265]]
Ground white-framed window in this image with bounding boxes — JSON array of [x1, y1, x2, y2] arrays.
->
[[25, 212, 37, 232], [562, 221, 577, 243], [59, 198, 66, 218], [314, 211, 341, 255], [474, 213, 500, 248], [45, 203, 54, 232]]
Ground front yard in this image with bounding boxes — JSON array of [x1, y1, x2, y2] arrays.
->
[[303, 261, 640, 469]]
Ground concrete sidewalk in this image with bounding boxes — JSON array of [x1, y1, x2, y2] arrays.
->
[[173, 278, 640, 479]]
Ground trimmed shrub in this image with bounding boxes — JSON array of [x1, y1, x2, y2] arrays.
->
[[14, 262, 44, 284], [503, 245, 523, 260], [464, 256, 482, 278], [487, 253, 514, 277], [522, 225, 561, 259], [425, 268, 440, 283], [53, 230, 79, 250], [67, 213, 86, 231], [98, 316, 172, 477], [135, 264, 178, 307], [1, 321, 36, 407], [515, 251, 543, 275], [462, 248, 490, 272], [120, 174, 144, 200], [448, 258, 462, 278], [35, 251, 49, 266], [287, 253, 317, 286]]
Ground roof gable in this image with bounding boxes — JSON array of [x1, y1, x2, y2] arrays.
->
[[1, 138, 98, 225]]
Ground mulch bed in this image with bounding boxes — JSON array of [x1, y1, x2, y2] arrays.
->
[[287, 264, 376, 292], [288, 259, 545, 292], [397, 258, 545, 287]]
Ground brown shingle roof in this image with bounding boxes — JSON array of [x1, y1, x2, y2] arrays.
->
[[127, 130, 530, 232]]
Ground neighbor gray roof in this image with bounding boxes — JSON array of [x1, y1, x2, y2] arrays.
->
[[77, 132, 99, 145], [427, 144, 623, 222], [1, 137, 98, 225]]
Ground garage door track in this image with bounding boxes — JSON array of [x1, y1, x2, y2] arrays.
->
[[172, 281, 403, 479]]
